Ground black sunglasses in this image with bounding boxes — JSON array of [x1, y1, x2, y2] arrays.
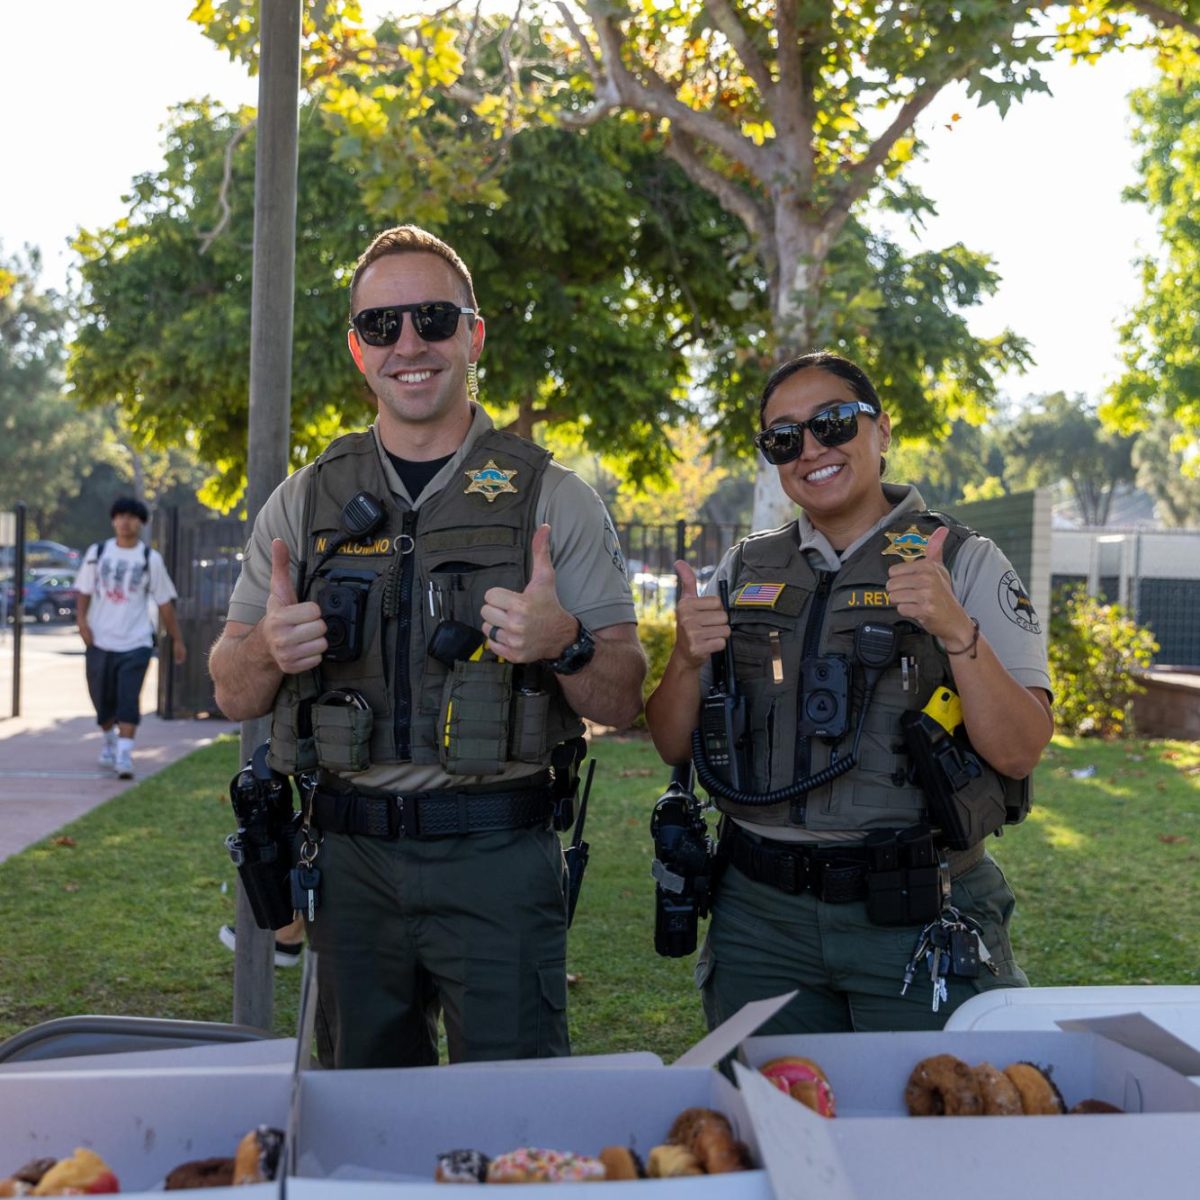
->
[[754, 401, 879, 465], [350, 301, 477, 346]]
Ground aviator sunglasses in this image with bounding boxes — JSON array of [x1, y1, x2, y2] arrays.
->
[[754, 400, 879, 465], [350, 300, 477, 347]]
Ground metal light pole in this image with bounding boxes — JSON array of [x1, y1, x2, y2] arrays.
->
[[234, 0, 302, 1030]]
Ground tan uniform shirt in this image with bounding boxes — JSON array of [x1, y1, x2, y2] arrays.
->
[[227, 405, 636, 791], [704, 483, 1050, 843]]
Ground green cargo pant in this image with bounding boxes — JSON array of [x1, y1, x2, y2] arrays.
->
[[697, 853, 1028, 1034], [306, 823, 570, 1068]]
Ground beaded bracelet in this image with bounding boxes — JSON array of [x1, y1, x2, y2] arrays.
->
[[945, 617, 980, 659]]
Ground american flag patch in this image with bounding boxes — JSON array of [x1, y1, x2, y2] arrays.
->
[[734, 582, 785, 608]]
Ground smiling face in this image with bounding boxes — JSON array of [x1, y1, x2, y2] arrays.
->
[[347, 250, 485, 456], [761, 366, 892, 545]]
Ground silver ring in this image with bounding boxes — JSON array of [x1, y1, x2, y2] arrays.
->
[[489, 624, 502, 642]]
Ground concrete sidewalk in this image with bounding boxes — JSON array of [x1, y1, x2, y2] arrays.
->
[[0, 624, 237, 863]]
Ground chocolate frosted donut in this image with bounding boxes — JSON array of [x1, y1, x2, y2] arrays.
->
[[164, 1157, 235, 1190], [1069, 1099, 1123, 1114], [904, 1054, 983, 1116], [434, 1149, 490, 1183]]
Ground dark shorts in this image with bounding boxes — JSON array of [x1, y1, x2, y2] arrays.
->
[[697, 853, 1028, 1034], [85, 645, 154, 728], [306, 823, 570, 1069]]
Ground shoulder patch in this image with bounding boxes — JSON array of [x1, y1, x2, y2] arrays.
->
[[998, 570, 1041, 634]]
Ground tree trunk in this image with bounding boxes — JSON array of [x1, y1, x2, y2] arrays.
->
[[751, 206, 822, 530]]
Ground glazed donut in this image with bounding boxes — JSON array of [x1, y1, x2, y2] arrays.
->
[[667, 1107, 747, 1173], [31, 1150, 118, 1196], [597, 1147, 644, 1181], [646, 1145, 703, 1178], [434, 1149, 490, 1183], [904, 1054, 983, 1116], [232, 1127, 285, 1185], [485, 1149, 605, 1184], [1069, 1099, 1123, 1114], [1003, 1062, 1065, 1115], [164, 1158, 234, 1190], [971, 1062, 1024, 1116], [759, 1056, 837, 1118]]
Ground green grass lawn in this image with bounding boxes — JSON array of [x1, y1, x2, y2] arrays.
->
[[1, 732, 1197, 1060]]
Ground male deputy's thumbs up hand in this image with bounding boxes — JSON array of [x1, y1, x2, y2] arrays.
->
[[886, 525, 975, 650], [480, 524, 578, 663], [262, 538, 327, 674], [671, 559, 731, 670]]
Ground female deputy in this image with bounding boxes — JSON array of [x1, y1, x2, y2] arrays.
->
[[645, 351, 1052, 1033]]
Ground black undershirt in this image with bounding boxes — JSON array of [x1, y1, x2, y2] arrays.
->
[[386, 451, 453, 502]]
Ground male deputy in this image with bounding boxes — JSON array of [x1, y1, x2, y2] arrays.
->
[[210, 226, 645, 1068]]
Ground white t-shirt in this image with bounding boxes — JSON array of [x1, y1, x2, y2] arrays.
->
[[75, 539, 178, 652]]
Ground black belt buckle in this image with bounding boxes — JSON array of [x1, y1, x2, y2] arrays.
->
[[393, 794, 421, 838], [775, 847, 807, 895]]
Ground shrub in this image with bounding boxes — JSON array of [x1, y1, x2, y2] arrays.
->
[[634, 613, 677, 729], [1048, 584, 1158, 737]]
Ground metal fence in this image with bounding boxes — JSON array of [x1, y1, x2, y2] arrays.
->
[[149, 507, 1200, 718]]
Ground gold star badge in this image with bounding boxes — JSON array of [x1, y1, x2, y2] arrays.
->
[[882, 525, 930, 562], [464, 460, 518, 503]]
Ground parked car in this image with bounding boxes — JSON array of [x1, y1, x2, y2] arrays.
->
[[0, 541, 82, 571], [0, 570, 79, 624]]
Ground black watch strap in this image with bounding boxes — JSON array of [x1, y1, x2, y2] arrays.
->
[[546, 621, 596, 675]]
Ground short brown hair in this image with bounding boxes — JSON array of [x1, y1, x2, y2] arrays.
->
[[349, 226, 477, 316]]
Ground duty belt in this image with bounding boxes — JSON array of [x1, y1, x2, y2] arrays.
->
[[310, 772, 554, 839], [728, 825, 985, 902]]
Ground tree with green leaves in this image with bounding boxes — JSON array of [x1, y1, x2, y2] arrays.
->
[[1001, 391, 1138, 527], [0, 247, 111, 538], [1132, 416, 1200, 526], [189, 1, 1054, 523], [1105, 60, 1200, 454]]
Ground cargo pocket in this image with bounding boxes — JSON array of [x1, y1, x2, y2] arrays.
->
[[311, 691, 374, 774], [509, 688, 551, 763], [535, 962, 569, 1056], [269, 686, 318, 773], [439, 659, 513, 775]]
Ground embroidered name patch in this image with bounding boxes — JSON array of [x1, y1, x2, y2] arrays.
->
[[312, 534, 392, 557], [733, 582, 785, 608], [846, 590, 893, 607], [882, 525, 930, 562], [464, 460, 518, 502]]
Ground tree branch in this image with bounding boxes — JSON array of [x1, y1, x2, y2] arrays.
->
[[197, 119, 254, 255], [665, 129, 773, 269], [569, 1, 775, 181], [705, 0, 773, 98], [823, 82, 941, 230], [1125, 0, 1200, 42], [769, 0, 822, 199]]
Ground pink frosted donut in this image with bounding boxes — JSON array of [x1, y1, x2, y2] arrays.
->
[[760, 1056, 837, 1118]]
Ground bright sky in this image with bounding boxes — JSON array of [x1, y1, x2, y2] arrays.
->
[[0, 1, 1159, 408]]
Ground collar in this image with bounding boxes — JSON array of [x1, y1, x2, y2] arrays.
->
[[795, 483, 927, 570], [369, 404, 496, 507]]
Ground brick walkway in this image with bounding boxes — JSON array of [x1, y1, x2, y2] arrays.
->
[[0, 623, 236, 863]]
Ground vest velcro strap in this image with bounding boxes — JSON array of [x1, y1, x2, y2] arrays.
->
[[311, 774, 554, 840]]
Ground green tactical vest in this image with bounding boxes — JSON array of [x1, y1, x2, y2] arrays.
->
[[714, 510, 1013, 838], [267, 428, 584, 778]]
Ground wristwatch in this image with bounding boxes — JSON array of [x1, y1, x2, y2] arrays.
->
[[545, 620, 596, 675]]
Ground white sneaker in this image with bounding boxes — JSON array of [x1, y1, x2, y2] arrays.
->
[[115, 750, 134, 780], [98, 743, 116, 769]]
